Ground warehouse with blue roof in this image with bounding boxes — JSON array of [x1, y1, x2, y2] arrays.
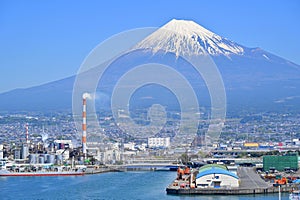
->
[[195, 164, 239, 188]]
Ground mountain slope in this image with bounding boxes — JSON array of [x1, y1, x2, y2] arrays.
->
[[0, 76, 74, 111], [0, 19, 299, 112]]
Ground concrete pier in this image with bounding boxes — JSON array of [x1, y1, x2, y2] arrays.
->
[[166, 185, 293, 195], [166, 167, 295, 195]]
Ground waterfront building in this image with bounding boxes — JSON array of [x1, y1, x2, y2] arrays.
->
[[195, 164, 239, 188], [148, 137, 170, 148], [124, 142, 136, 151], [99, 149, 121, 164]]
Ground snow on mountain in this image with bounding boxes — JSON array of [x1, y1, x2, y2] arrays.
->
[[135, 19, 245, 57]]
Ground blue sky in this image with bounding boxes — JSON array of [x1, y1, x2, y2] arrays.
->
[[0, 0, 299, 93]]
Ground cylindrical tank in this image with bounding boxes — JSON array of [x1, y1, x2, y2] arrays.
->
[[21, 145, 29, 159], [29, 154, 37, 164], [38, 156, 45, 164], [14, 149, 21, 160], [47, 154, 55, 164], [43, 154, 48, 161]]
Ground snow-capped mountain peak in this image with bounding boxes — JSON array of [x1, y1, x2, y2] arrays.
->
[[135, 19, 244, 57]]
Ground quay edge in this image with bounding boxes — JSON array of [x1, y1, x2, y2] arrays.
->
[[166, 185, 294, 195]]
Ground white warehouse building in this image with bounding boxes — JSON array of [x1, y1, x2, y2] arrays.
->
[[148, 137, 170, 148], [196, 165, 239, 188]]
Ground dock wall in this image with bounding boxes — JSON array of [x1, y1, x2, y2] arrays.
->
[[166, 185, 293, 195]]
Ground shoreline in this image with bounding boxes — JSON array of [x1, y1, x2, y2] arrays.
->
[[166, 185, 294, 195]]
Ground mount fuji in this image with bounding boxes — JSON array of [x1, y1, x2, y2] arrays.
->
[[136, 19, 245, 57], [0, 19, 299, 113], [134, 19, 300, 112]]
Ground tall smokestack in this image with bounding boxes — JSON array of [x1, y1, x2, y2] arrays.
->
[[82, 95, 87, 160], [26, 123, 29, 143]]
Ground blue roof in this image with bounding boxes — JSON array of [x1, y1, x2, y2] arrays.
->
[[196, 167, 239, 179]]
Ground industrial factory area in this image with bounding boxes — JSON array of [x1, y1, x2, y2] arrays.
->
[[1, 94, 300, 199], [0, 94, 173, 175]]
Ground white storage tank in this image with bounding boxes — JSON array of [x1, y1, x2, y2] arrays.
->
[[29, 154, 38, 164], [47, 154, 55, 164], [38, 156, 45, 164]]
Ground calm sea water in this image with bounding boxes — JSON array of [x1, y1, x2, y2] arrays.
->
[[0, 171, 288, 200]]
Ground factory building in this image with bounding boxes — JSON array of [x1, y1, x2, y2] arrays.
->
[[196, 164, 239, 188], [54, 140, 73, 149], [98, 149, 121, 164]]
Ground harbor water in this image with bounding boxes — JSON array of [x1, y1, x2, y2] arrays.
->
[[0, 171, 289, 200]]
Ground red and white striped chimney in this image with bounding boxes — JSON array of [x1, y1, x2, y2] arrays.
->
[[82, 95, 87, 160]]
